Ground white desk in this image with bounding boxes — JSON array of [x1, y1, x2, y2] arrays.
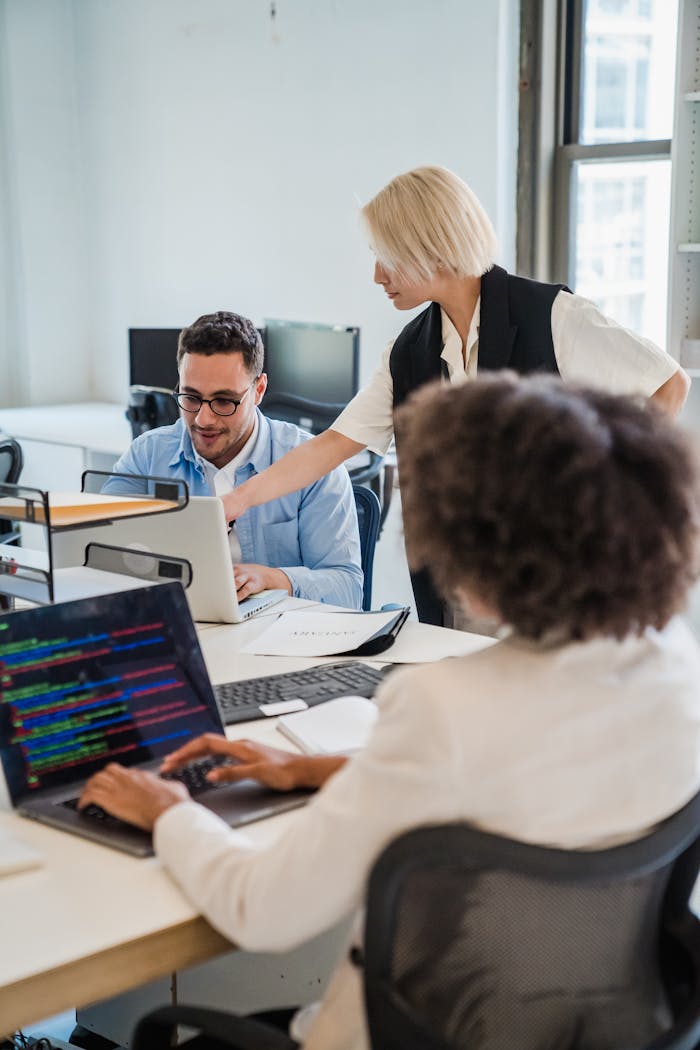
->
[[0, 402, 131, 491], [0, 607, 487, 1035]]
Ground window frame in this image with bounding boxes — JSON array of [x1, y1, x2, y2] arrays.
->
[[518, 0, 673, 287]]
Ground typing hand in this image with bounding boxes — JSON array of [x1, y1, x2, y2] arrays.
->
[[234, 564, 292, 601], [79, 763, 189, 831], [160, 734, 334, 792]]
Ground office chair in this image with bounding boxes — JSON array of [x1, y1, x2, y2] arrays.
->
[[352, 483, 380, 611], [132, 788, 700, 1050], [0, 433, 23, 545], [0, 434, 23, 611], [0, 432, 23, 486], [126, 385, 180, 439]]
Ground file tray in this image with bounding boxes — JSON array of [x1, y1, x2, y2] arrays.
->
[[0, 540, 193, 607], [0, 475, 188, 531], [83, 541, 193, 590], [63, 470, 189, 529], [0, 477, 190, 606]]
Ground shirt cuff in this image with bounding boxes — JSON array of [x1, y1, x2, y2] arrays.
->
[[154, 799, 235, 862]]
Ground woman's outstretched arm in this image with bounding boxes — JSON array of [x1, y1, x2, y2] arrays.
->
[[221, 428, 366, 521]]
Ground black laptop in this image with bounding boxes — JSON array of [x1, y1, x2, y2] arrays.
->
[[0, 583, 310, 856]]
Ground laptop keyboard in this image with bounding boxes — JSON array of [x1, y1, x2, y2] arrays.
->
[[62, 756, 233, 824], [213, 660, 387, 725]]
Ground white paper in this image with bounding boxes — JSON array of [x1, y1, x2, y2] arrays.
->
[[241, 609, 399, 657]]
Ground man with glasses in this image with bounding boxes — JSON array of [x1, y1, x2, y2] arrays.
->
[[108, 311, 363, 608]]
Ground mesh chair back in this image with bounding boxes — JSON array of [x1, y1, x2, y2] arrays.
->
[[352, 484, 380, 611], [363, 798, 700, 1050]]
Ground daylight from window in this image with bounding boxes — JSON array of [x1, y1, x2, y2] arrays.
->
[[573, 0, 678, 347]]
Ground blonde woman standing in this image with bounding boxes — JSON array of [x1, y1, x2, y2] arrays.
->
[[223, 166, 689, 624]]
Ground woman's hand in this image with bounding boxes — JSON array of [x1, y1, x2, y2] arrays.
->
[[160, 734, 346, 791], [221, 486, 250, 524], [79, 763, 189, 830]]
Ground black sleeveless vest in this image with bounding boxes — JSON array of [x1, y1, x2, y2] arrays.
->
[[390, 265, 568, 626]]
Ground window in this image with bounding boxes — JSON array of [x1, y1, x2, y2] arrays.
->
[[519, 0, 678, 348]]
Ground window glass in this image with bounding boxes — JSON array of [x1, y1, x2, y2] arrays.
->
[[581, 0, 678, 144], [572, 158, 671, 346]]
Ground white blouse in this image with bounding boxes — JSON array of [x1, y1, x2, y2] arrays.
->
[[155, 617, 700, 1050], [332, 290, 679, 455]]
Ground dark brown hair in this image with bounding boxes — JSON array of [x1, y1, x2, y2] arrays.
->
[[397, 374, 700, 641], [177, 311, 264, 377]]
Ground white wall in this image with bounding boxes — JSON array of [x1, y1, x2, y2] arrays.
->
[[1, 0, 519, 406]]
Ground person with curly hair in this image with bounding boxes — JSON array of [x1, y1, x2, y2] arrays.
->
[[217, 166, 690, 625], [81, 376, 700, 1050]]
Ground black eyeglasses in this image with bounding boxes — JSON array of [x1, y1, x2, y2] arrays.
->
[[173, 378, 259, 417]]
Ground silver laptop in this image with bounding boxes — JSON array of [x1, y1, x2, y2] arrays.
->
[[0, 583, 310, 856], [51, 496, 287, 623]]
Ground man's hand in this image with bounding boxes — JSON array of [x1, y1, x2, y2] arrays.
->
[[160, 733, 346, 791], [234, 564, 292, 601], [79, 763, 189, 831]]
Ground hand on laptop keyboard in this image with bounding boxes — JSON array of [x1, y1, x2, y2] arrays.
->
[[78, 762, 190, 832], [160, 733, 345, 792]]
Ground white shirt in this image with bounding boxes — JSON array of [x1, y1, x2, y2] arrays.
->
[[155, 617, 700, 1050], [197, 415, 260, 563], [332, 291, 679, 455]]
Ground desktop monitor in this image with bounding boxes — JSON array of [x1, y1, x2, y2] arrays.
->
[[262, 319, 359, 432], [129, 328, 181, 391], [128, 325, 268, 392]]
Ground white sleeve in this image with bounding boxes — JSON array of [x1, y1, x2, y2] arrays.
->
[[331, 340, 396, 455], [153, 670, 459, 953], [551, 291, 678, 397]]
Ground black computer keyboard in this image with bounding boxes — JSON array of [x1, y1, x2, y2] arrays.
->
[[214, 660, 387, 725]]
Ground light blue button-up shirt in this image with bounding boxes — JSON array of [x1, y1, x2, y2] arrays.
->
[[106, 411, 363, 608]]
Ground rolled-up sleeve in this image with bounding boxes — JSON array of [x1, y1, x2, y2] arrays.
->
[[551, 291, 678, 396]]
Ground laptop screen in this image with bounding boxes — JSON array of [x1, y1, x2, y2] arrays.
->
[[0, 583, 223, 804]]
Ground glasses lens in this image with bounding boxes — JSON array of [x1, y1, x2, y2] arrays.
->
[[210, 399, 238, 416], [177, 394, 202, 412]]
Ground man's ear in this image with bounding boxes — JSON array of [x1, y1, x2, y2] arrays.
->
[[254, 372, 268, 405]]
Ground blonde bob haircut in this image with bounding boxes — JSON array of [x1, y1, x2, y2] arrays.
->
[[362, 165, 498, 281]]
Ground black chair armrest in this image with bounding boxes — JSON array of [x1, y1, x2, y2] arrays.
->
[[133, 1004, 299, 1050]]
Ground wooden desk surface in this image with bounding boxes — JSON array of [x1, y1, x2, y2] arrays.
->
[[0, 606, 487, 1034]]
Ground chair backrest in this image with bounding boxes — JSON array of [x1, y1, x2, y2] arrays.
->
[[362, 794, 700, 1050], [263, 392, 345, 436], [126, 385, 180, 439], [352, 484, 380, 611], [0, 434, 23, 554], [0, 433, 23, 485]]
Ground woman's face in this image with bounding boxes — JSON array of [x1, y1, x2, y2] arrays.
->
[[373, 260, 434, 311]]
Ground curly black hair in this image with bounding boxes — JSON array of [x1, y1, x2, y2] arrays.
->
[[397, 374, 700, 641], [177, 311, 263, 377]]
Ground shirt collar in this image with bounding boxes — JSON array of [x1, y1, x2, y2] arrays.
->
[[205, 413, 260, 489], [169, 410, 269, 476], [439, 298, 481, 377]]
